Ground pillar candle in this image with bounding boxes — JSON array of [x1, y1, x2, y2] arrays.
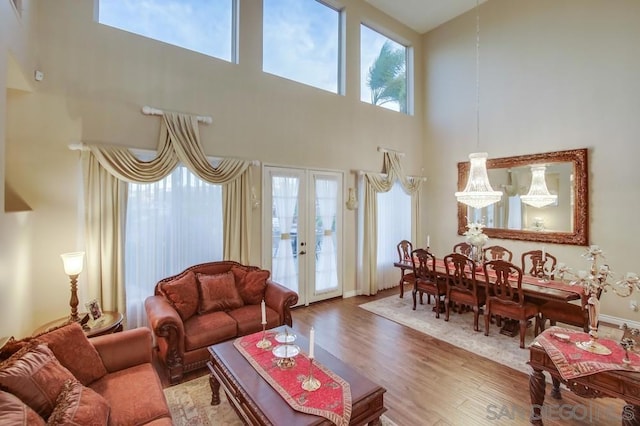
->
[[309, 327, 315, 359], [542, 247, 546, 262], [261, 300, 266, 324], [427, 235, 431, 247]]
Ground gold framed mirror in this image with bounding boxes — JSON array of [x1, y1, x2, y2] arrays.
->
[[457, 148, 588, 245]]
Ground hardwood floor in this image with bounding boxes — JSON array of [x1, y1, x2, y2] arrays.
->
[[156, 288, 627, 425]]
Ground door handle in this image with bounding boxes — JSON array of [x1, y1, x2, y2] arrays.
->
[[299, 250, 307, 255]]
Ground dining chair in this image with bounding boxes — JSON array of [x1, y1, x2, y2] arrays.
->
[[483, 245, 513, 262], [396, 240, 415, 298], [536, 289, 601, 334], [411, 248, 446, 318], [483, 260, 539, 348], [444, 252, 486, 331], [453, 242, 472, 257], [521, 250, 557, 281]]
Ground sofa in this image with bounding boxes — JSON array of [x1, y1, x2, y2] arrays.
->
[[0, 322, 172, 425], [145, 261, 299, 383]]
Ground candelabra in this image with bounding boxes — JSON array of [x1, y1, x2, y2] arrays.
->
[[556, 245, 639, 354]]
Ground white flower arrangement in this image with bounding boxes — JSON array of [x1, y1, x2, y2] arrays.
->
[[463, 222, 489, 247]]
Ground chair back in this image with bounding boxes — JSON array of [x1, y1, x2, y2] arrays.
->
[[483, 245, 513, 262], [411, 248, 437, 282], [484, 260, 525, 306], [521, 250, 557, 280], [444, 252, 478, 296], [453, 242, 472, 257], [397, 240, 413, 262]]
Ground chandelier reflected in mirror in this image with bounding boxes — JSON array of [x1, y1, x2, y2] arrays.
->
[[521, 165, 557, 208]]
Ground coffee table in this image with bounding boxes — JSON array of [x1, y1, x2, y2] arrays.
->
[[207, 326, 386, 425]]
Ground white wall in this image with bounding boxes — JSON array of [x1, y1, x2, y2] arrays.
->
[[423, 0, 640, 320], [2, 0, 425, 336]]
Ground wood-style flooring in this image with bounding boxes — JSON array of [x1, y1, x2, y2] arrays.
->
[[156, 288, 627, 425]]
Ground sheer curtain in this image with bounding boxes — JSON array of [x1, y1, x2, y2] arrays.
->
[[376, 182, 411, 290], [272, 175, 299, 292], [125, 164, 223, 328], [315, 178, 338, 292]]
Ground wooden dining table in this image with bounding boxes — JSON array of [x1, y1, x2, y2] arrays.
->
[[394, 258, 584, 337]]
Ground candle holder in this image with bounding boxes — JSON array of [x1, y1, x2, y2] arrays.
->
[[256, 322, 271, 349], [302, 358, 321, 391]]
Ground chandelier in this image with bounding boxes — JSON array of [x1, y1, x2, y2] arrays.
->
[[454, 1, 502, 210], [520, 165, 557, 208]]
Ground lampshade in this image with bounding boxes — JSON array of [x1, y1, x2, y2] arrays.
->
[[455, 152, 502, 209], [520, 165, 557, 208], [60, 251, 85, 276]]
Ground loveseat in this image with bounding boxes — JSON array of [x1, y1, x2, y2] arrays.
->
[[0, 322, 172, 425], [145, 261, 298, 383]]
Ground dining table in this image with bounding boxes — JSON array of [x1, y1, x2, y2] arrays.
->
[[394, 258, 585, 337]]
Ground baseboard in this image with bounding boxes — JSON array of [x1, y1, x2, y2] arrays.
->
[[599, 314, 640, 330], [342, 290, 357, 298]]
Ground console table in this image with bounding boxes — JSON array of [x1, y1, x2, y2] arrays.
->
[[529, 341, 640, 425], [33, 311, 124, 338]]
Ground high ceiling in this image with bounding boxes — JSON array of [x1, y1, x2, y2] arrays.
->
[[365, 0, 485, 34]]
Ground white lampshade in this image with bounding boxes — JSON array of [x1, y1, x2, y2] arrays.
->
[[60, 251, 85, 276], [455, 152, 502, 209], [521, 165, 557, 208]]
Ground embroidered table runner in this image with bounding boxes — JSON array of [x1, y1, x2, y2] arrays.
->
[[434, 259, 584, 296], [534, 326, 640, 380], [234, 331, 352, 426]]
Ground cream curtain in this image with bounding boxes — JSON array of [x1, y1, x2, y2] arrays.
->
[[359, 152, 425, 295], [82, 112, 253, 314]]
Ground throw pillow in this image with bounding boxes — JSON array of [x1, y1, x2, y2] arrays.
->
[[0, 390, 45, 426], [232, 266, 270, 305], [47, 379, 110, 426], [197, 271, 244, 313], [159, 270, 199, 321], [0, 335, 35, 361], [35, 322, 107, 386], [0, 343, 77, 419]]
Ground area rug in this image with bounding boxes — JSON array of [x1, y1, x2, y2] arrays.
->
[[359, 295, 622, 375], [164, 374, 397, 426]]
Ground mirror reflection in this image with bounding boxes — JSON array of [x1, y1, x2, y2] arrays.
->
[[457, 149, 588, 245]]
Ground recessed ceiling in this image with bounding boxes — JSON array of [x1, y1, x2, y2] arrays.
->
[[365, 0, 485, 34]]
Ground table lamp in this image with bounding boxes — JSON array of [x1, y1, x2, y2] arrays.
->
[[60, 251, 85, 322]]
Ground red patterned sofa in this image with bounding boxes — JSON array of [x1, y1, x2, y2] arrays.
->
[[0, 323, 172, 425], [145, 261, 298, 383]]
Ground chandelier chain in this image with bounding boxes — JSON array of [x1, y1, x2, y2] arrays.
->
[[476, 0, 480, 149]]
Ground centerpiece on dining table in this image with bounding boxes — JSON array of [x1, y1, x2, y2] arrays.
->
[[463, 222, 489, 264]]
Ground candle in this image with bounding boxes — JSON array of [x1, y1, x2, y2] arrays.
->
[[309, 327, 315, 359], [541, 247, 546, 262], [261, 300, 266, 324], [427, 234, 431, 247]]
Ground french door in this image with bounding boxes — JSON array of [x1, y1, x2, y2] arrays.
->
[[262, 166, 343, 306]]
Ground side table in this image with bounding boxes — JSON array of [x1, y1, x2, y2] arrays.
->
[[528, 341, 640, 425], [33, 311, 124, 338]]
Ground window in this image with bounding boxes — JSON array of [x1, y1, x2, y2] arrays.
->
[[263, 0, 342, 93], [97, 0, 237, 63], [360, 24, 410, 113], [125, 164, 223, 328]]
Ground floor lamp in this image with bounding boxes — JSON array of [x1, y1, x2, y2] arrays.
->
[[60, 251, 85, 323]]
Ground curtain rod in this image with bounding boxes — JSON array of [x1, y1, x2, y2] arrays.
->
[[352, 170, 427, 181], [67, 142, 260, 166], [142, 106, 213, 124], [377, 146, 405, 157]]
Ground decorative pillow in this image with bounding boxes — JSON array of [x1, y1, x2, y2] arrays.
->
[[231, 266, 270, 305], [47, 379, 110, 426], [0, 335, 36, 361], [35, 322, 107, 386], [0, 343, 76, 419], [159, 270, 199, 321], [0, 390, 46, 425], [197, 271, 244, 313]]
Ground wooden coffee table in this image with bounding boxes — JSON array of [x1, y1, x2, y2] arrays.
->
[[207, 326, 386, 425]]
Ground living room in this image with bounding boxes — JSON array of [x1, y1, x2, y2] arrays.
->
[[2, 0, 640, 423]]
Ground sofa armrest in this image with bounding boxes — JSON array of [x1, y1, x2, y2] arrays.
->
[[264, 280, 299, 326], [91, 327, 152, 373], [144, 295, 185, 367]]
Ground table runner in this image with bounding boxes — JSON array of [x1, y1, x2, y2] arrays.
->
[[233, 330, 352, 426], [433, 259, 584, 296], [534, 326, 640, 380]]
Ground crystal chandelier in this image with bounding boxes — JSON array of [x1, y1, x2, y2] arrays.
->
[[520, 165, 557, 208], [454, 1, 502, 210]]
